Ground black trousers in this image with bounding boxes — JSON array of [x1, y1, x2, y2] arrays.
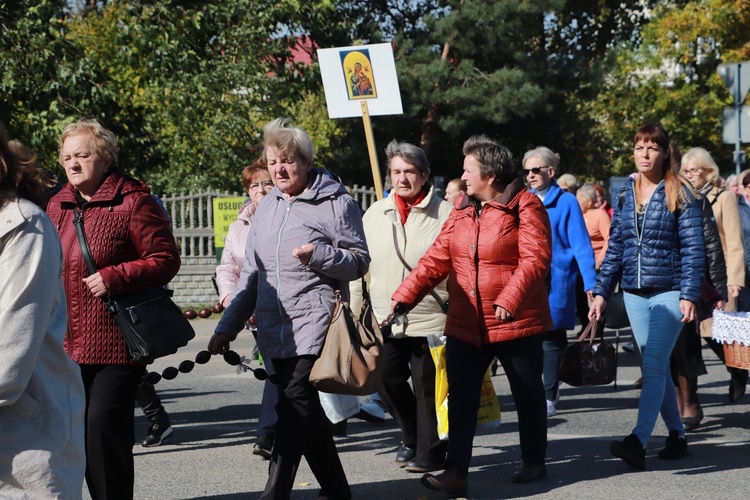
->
[[379, 336, 447, 462], [445, 335, 546, 474], [79, 363, 144, 500], [262, 356, 350, 500]]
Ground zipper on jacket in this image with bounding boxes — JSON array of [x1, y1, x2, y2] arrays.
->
[[316, 291, 333, 316], [274, 200, 294, 355]]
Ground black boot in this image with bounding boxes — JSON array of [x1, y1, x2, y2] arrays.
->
[[657, 431, 688, 460], [610, 433, 645, 470], [142, 408, 172, 447]]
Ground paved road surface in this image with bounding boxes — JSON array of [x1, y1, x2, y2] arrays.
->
[[88, 318, 749, 499]]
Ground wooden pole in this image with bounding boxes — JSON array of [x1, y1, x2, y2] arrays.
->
[[361, 101, 384, 200]]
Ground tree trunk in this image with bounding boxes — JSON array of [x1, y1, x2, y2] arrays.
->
[[419, 42, 450, 158]]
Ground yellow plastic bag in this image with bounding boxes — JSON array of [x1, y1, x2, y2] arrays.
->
[[427, 335, 501, 441], [428, 335, 450, 440], [476, 368, 502, 433]]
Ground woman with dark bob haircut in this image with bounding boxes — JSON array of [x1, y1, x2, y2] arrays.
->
[[392, 134, 553, 496]]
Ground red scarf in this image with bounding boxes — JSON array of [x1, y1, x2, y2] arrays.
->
[[393, 188, 428, 224]]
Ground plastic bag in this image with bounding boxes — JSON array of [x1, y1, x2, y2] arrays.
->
[[318, 392, 360, 424], [427, 335, 450, 440], [427, 335, 501, 440], [476, 368, 502, 434]]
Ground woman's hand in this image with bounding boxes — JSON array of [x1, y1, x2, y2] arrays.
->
[[292, 243, 315, 265], [588, 295, 606, 321], [679, 300, 696, 323], [207, 332, 232, 355], [728, 285, 741, 298], [495, 305, 513, 321], [716, 300, 726, 310], [83, 272, 108, 298]]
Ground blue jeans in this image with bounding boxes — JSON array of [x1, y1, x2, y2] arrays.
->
[[623, 290, 684, 445]]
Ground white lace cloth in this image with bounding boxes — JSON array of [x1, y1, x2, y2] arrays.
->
[[711, 310, 750, 345]]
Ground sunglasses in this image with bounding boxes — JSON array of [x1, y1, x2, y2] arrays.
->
[[523, 166, 550, 176]]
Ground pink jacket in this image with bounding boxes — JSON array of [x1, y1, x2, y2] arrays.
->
[[216, 201, 256, 304]]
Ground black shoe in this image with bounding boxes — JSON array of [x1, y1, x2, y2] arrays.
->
[[511, 463, 546, 483], [253, 434, 274, 459], [491, 358, 498, 376], [729, 371, 748, 403], [403, 459, 445, 473], [610, 434, 645, 470], [141, 416, 172, 447], [354, 403, 385, 424], [681, 409, 704, 433], [657, 431, 688, 460], [395, 443, 416, 467], [421, 467, 468, 498], [622, 342, 635, 353]]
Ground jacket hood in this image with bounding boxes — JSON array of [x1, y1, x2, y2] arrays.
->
[[455, 175, 526, 211], [268, 167, 347, 202], [237, 199, 257, 222], [53, 169, 150, 206]]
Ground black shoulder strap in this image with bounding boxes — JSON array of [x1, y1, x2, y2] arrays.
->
[[710, 188, 725, 206], [390, 222, 449, 313], [73, 208, 98, 275], [618, 187, 627, 211]]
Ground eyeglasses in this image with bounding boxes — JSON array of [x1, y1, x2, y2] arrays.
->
[[680, 167, 704, 176], [523, 166, 550, 176], [248, 180, 274, 191]]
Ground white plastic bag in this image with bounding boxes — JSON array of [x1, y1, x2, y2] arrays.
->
[[319, 392, 360, 424]]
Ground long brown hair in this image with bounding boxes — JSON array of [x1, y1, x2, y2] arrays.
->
[[633, 123, 693, 213], [0, 123, 45, 208]]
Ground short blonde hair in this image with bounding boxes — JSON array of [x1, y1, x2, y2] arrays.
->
[[557, 173, 577, 191], [522, 146, 560, 170], [576, 183, 597, 204], [681, 147, 720, 186], [262, 118, 314, 167], [58, 118, 118, 168]]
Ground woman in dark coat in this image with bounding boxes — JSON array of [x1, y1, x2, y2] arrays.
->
[[47, 118, 180, 499]]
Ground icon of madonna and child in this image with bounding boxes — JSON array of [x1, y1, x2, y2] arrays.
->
[[340, 49, 377, 100]]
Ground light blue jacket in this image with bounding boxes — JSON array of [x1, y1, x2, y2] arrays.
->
[[215, 168, 370, 359]]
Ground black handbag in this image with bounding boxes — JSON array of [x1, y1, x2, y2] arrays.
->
[[73, 208, 195, 363], [604, 285, 630, 330], [559, 319, 617, 387]]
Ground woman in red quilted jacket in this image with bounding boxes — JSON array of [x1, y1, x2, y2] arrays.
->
[[391, 135, 553, 497], [46, 119, 180, 499]]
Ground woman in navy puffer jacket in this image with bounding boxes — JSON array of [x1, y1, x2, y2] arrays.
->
[[590, 123, 704, 471]]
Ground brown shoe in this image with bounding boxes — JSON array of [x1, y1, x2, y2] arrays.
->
[[421, 467, 468, 497], [633, 377, 643, 389], [511, 463, 547, 483]]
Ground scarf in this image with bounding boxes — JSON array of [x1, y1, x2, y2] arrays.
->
[[393, 187, 428, 224]]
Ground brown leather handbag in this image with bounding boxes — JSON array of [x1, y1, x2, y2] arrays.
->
[[309, 253, 383, 395]]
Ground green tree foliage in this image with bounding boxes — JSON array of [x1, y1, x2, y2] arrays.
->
[[2, 0, 354, 193], [5, 0, 748, 192], [588, 0, 750, 175]]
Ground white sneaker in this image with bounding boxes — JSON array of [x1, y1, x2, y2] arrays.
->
[[546, 400, 557, 417]]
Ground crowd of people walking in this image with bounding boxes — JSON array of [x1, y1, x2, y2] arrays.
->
[[2, 115, 750, 499]]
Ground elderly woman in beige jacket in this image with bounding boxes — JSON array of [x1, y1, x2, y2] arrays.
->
[[351, 140, 452, 473], [679, 147, 747, 420], [0, 126, 85, 498]]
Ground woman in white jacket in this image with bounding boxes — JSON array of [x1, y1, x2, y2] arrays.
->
[[0, 124, 85, 498], [352, 140, 453, 473]]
